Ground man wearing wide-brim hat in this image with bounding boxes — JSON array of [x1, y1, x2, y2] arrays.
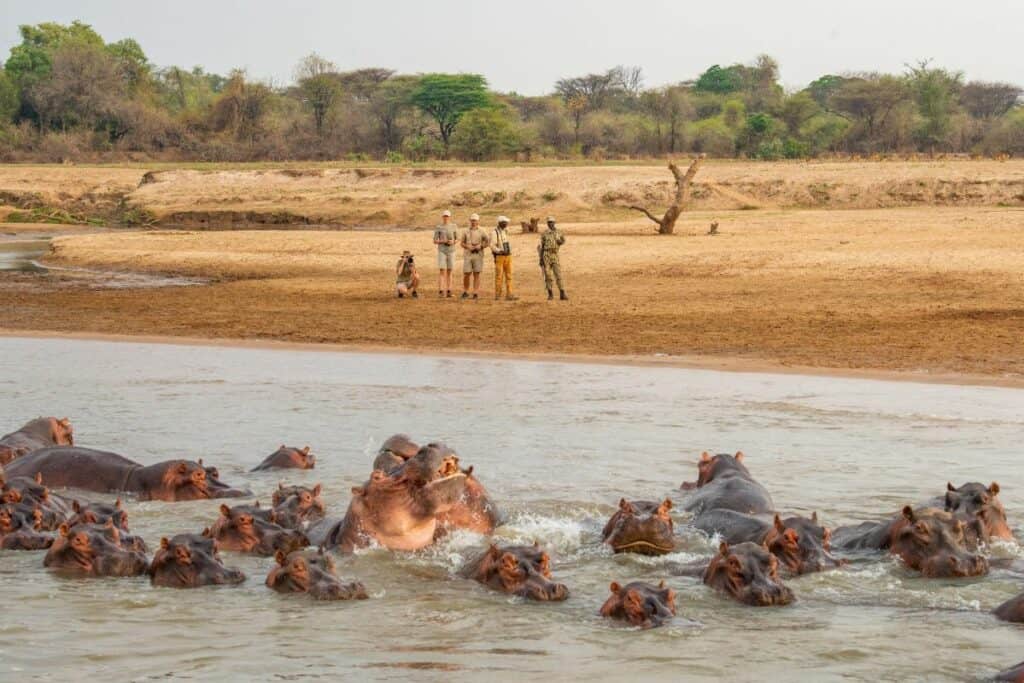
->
[[538, 216, 567, 300], [490, 215, 516, 301], [459, 213, 489, 299]]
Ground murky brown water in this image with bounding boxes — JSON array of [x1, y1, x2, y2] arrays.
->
[[0, 337, 1021, 681]]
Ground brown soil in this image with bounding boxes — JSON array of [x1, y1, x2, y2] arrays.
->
[[3, 204, 1023, 380]]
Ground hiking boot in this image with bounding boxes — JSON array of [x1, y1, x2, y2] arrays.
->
[[547, 289, 554, 301], [446, 290, 452, 298], [505, 295, 519, 301], [472, 293, 478, 300], [461, 292, 469, 299], [559, 290, 569, 301], [411, 291, 419, 299], [438, 290, 444, 298], [397, 292, 404, 299], [495, 294, 501, 300]]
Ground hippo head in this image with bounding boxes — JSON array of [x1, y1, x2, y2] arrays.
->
[[70, 499, 129, 531], [703, 541, 795, 606], [602, 499, 675, 555], [266, 549, 369, 600], [764, 513, 844, 575], [256, 446, 316, 471], [994, 592, 1024, 624], [945, 482, 1012, 542], [44, 521, 148, 576], [600, 581, 677, 629], [272, 483, 326, 524], [372, 434, 420, 473], [211, 504, 308, 556], [161, 461, 213, 500], [149, 532, 246, 588], [397, 445, 468, 513], [889, 506, 989, 578], [683, 451, 749, 489], [468, 543, 569, 601], [0, 503, 42, 534], [2, 472, 46, 505]]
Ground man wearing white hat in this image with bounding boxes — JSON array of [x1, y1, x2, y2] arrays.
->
[[433, 209, 458, 298], [491, 215, 516, 300], [459, 213, 489, 299]]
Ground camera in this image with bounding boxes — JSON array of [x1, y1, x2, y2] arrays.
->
[[404, 254, 414, 263]]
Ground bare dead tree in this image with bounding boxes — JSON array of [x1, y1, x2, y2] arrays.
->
[[629, 154, 705, 235]]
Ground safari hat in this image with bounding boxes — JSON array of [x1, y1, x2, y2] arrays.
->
[[469, 213, 480, 221], [442, 210, 452, 217], [546, 216, 556, 223], [497, 215, 510, 224]]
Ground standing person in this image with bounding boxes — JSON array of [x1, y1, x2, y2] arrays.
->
[[433, 210, 458, 298], [460, 213, 489, 299], [538, 216, 568, 301], [491, 215, 517, 301], [395, 250, 419, 298]]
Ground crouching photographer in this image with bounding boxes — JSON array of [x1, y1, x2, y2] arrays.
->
[[395, 250, 420, 299]]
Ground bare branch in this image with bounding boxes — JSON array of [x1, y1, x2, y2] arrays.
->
[[628, 205, 663, 225]]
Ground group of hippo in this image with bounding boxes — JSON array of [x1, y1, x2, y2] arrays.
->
[[1, 418, 1022, 679]]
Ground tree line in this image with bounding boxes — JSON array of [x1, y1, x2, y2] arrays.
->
[[1, 21, 1021, 163]]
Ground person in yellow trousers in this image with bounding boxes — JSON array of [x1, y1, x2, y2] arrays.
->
[[491, 215, 517, 301]]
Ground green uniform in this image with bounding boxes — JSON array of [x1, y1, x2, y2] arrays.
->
[[538, 227, 565, 291]]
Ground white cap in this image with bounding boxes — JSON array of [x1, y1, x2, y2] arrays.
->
[[442, 210, 451, 217], [497, 215, 509, 224], [469, 213, 480, 221], [546, 216, 556, 222]]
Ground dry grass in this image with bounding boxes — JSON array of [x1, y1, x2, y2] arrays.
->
[[3, 205, 1021, 378]]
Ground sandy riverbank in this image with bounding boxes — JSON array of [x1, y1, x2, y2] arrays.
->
[[2, 203, 1022, 381]]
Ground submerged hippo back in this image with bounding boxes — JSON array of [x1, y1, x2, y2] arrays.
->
[[6, 447, 139, 493], [683, 474, 774, 516]]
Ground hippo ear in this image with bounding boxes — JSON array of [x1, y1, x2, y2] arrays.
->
[[609, 581, 621, 593], [773, 514, 785, 533], [658, 580, 666, 589], [464, 465, 474, 476], [734, 451, 745, 462], [700, 451, 711, 463], [302, 446, 310, 455], [278, 481, 285, 490], [197, 458, 204, 467], [254, 500, 261, 508], [219, 504, 231, 517], [487, 543, 502, 558], [201, 527, 212, 537], [34, 472, 43, 485], [58, 523, 70, 537], [280, 444, 286, 451], [718, 541, 729, 556], [275, 550, 287, 566], [312, 484, 322, 497], [160, 537, 170, 549], [60, 417, 70, 426], [657, 499, 673, 516], [114, 498, 123, 510], [533, 539, 540, 548], [944, 491, 957, 510], [811, 511, 818, 523], [351, 486, 365, 496], [901, 506, 915, 522], [990, 482, 1000, 496], [72, 500, 82, 513]]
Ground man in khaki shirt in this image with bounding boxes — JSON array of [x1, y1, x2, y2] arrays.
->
[[460, 213, 489, 300]]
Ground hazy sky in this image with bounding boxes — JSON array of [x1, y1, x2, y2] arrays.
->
[[2, 1, 1021, 93]]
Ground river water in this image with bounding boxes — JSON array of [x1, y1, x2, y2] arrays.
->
[[0, 337, 1021, 681]]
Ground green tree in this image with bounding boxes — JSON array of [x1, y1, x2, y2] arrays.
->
[[368, 75, 418, 151], [451, 107, 519, 160], [5, 21, 105, 89], [694, 65, 744, 94], [410, 73, 490, 152], [0, 68, 19, 122], [906, 60, 962, 150], [106, 38, 150, 91], [294, 53, 341, 136]]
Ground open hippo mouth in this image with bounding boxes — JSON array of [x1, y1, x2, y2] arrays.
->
[[612, 539, 675, 554], [427, 456, 466, 486]]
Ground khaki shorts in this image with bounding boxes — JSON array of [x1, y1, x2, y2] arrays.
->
[[437, 250, 455, 270], [463, 251, 484, 273]]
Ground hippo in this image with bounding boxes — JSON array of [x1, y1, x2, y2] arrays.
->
[[323, 447, 467, 553], [459, 543, 569, 601], [373, 440, 501, 536], [251, 445, 316, 472], [266, 549, 368, 600], [680, 452, 774, 515], [702, 541, 795, 606], [0, 417, 74, 464], [0, 503, 52, 550], [44, 521, 149, 577], [889, 507, 989, 577], [602, 498, 675, 555], [1, 473, 75, 530], [940, 482, 1012, 542], [67, 499, 147, 552], [149, 532, 246, 588], [5, 447, 251, 501], [208, 503, 309, 556], [694, 510, 842, 575], [599, 581, 677, 629], [270, 483, 326, 529], [993, 591, 1024, 623], [371, 434, 420, 472], [997, 661, 1024, 682]]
